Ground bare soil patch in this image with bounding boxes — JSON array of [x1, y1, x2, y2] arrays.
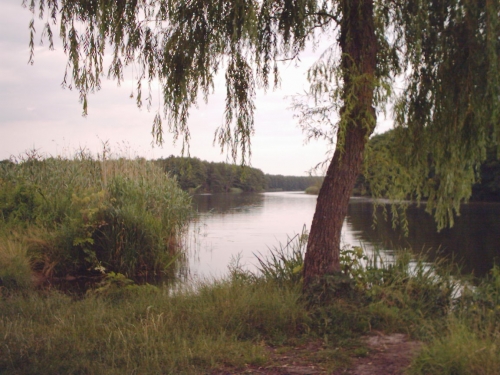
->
[[212, 333, 421, 375], [334, 333, 422, 375]]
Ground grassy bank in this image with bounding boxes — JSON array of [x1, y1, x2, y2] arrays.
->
[[2, 229, 500, 374], [0, 277, 304, 374]]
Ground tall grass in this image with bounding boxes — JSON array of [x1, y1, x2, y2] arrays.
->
[[408, 265, 500, 375], [254, 226, 308, 286], [0, 236, 443, 374], [0, 148, 191, 280], [0, 239, 32, 291], [0, 275, 307, 374], [409, 320, 500, 375]]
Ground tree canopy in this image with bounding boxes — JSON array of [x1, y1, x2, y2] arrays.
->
[[25, 0, 500, 287]]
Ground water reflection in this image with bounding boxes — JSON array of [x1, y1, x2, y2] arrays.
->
[[185, 192, 500, 280], [187, 192, 318, 278], [192, 193, 265, 214], [347, 199, 500, 276]]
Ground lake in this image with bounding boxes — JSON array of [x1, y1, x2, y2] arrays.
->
[[186, 192, 500, 279]]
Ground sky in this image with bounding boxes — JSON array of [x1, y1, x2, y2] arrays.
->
[[0, 2, 392, 176]]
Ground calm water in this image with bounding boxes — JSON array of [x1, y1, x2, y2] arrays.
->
[[186, 192, 500, 279]]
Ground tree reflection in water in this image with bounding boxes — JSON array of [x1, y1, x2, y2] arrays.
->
[[347, 198, 500, 277]]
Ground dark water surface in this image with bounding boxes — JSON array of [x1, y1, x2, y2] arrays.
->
[[186, 192, 500, 279]]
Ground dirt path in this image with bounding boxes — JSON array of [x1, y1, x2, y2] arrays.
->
[[334, 333, 422, 375], [213, 333, 422, 375]]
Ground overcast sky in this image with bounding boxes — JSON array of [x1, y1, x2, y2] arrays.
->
[[1, 2, 392, 176]]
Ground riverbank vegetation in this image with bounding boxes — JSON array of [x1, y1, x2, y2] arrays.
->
[[97, 151, 500, 200], [0, 150, 191, 284], [156, 156, 323, 193], [267, 174, 323, 193], [156, 156, 267, 193], [1, 151, 499, 374], [2, 224, 500, 374], [300, 129, 500, 201]]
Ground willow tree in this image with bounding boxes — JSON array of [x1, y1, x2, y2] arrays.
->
[[26, 0, 500, 290]]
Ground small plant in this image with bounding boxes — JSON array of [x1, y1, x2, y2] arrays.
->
[[89, 272, 160, 299], [254, 226, 308, 286]]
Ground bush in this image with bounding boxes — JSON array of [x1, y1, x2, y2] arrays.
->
[[1, 150, 192, 279], [305, 185, 320, 195]]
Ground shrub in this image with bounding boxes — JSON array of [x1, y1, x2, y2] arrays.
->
[[305, 185, 320, 195], [1, 149, 192, 279]]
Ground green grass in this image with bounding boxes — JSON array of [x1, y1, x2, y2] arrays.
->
[[0, 239, 472, 374], [409, 320, 500, 375], [0, 148, 192, 279], [408, 266, 500, 375], [1, 236, 500, 374], [0, 276, 306, 374], [0, 238, 33, 291]]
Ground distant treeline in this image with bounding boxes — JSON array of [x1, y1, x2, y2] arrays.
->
[[5, 150, 499, 199], [266, 174, 322, 192], [155, 156, 321, 193]]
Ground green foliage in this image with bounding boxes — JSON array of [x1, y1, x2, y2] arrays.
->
[[0, 275, 306, 374], [391, 1, 500, 229], [253, 230, 456, 337], [409, 321, 500, 375], [0, 149, 192, 279], [407, 265, 500, 374], [156, 156, 267, 193], [471, 151, 500, 201], [357, 130, 500, 235], [304, 185, 320, 195], [255, 228, 308, 286], [3, 232, 500, 374], [267, 174, 323, 192], [88, 272, 160, 300], [302, 246, 460, 341], [0, 179, 41, 225], [0, 239, 33, 292], [362, 131, 500, 204]]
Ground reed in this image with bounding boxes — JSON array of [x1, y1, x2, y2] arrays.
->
[[0, 148, 192, 279], [254, 226, 308, 286]]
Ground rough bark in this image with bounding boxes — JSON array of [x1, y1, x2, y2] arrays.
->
[[303, 0, 377, 290]]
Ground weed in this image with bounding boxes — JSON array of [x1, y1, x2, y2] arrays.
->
[[409, 320, 500, 375], [254, 226, 308, 286]]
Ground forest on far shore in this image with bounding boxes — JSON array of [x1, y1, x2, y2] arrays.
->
[[157, 131, 500, 201], [3, 142, 498, 200], [154, 156, 322, 193]]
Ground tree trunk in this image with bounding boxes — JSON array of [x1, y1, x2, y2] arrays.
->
[[303, 0, 377, 290]]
